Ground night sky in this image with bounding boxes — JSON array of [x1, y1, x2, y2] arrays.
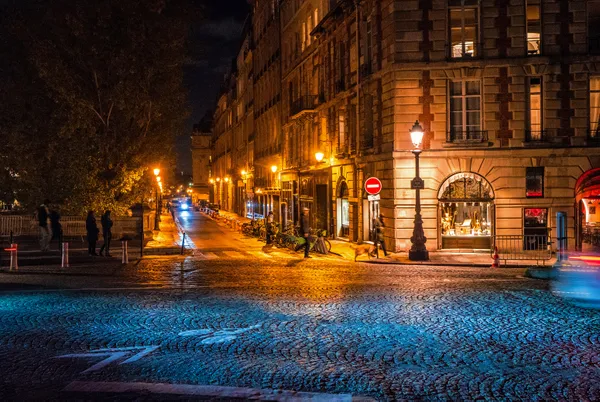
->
[[178, 0, 250, 174]]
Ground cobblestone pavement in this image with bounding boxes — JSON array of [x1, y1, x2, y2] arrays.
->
[[1, 257, 599, 401], [1, 213, 599, 400]]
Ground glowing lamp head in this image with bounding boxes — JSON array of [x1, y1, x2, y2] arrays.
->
[[409, 120, 425, 149], [153, 168, 160, 176], [209, 178, 214, 184], [271, 165, 278, 173], [241, 170, 247, 176], [156, 176, 161, 183], [216, 177, 221, 182], [224, 177, 229, 183], [315, 152, 325, 162]]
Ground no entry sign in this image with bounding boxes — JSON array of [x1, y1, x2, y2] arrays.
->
[[364, 177, 382, 195]]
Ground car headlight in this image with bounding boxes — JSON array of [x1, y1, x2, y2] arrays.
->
[[181, 203, 188, 210]]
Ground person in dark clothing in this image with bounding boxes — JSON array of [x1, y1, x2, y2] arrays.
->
[[266, 211, 274, 245], [295, 207, 311, 258], [99, 210, 113, 257], [37, 199, 51, 251], [373, 214, 388, 257], [49, 208, 62, 250], [85, 211, 99, 256]]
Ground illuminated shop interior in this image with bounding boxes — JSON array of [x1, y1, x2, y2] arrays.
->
[[438, 173, 494, 249]]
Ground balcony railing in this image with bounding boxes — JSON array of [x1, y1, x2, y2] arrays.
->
[[446, 130, 488, 144], [290, 95, 318, 117], [525, 130, 548, 142]]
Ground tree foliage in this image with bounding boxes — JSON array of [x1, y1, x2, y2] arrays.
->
[[0, 0, 193, 215]]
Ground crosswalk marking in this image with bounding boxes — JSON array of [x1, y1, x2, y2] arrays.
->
[[249, 251, 272, 259], [223, 251, 244, 259], [191, 249, 340, 261]]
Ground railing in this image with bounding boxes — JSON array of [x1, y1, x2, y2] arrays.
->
[[290, 95, 318, 116], [492, 235, 553, 265], [588, 129, 600, 144], [446, 130, 488, 144], [0, 215, 144, 238], [525, 129, 548, 142]]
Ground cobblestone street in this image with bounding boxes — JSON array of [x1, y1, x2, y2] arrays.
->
[[0, 213, 599, 400]]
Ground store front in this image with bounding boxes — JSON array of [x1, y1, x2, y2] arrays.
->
[[575, 168, 600, 251], [438, 172, 494, 250], [336, 181, 350, 238]]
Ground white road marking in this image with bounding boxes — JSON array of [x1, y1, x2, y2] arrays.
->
[[223, 251, 244, 258], [250, 251, 273, 258], [55, 346, 159, 373], [179, 324, 261, 344], [63, 381, 363, 401]]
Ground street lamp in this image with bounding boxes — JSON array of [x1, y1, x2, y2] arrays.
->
[[315, 152, 325, 163], [271, 165, 278, 173], [153, 168, 160, 230], [408, 120, 429, 261]]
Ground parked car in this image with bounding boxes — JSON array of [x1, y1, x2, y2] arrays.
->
[[552, 252, 600, 309]]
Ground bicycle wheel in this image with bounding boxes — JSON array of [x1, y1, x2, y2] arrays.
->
[[325, 239, 332, 252]]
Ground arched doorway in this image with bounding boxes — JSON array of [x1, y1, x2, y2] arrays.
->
[[336, 181, 350, 238], [438, 172, 495, 250], [575, 168, 600, 251]]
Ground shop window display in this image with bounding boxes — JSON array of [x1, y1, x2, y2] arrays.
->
[[439, 173, 494, 249]]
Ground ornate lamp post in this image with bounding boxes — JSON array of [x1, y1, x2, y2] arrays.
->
[[408, 121, 429, 261], [153, 168, 160, 230]]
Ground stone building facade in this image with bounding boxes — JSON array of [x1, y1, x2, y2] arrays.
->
[[205, 0, 600, 254], [190, 113, 213, 202]]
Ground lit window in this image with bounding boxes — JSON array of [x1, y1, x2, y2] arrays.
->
[[338, 113, 346, 152], [527, 77, 543, 141], [449, 2, 478, 58], [526, 167, 544, 198], [590, 77, 600, 138], [527, 1, 541, 55]]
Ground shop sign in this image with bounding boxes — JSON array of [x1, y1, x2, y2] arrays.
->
[[411, 177, 424, 190], [365, 177, 382, 195]]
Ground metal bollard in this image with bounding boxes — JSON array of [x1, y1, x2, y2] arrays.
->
[[121, 240, 129, 264], [61, 242, 69, 268], [8, 243, 18, 271]]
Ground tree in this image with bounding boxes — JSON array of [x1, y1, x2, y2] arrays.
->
[[0, 0, 194, 215]]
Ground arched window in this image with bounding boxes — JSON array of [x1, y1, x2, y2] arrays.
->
[[438, 172, 494, 249]]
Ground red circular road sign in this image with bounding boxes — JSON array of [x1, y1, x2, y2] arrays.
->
[[364, 177, 382, 195]]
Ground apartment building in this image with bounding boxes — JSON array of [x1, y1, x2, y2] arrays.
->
[[205, 0, 600, 253]]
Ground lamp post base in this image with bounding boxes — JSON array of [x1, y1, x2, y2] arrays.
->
[[409, 249, 429, 261]]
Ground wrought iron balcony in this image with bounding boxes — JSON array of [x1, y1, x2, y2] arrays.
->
[[446, 130, 488, 144], [290, 95, 318, 118], [525, 130, 548, 142]]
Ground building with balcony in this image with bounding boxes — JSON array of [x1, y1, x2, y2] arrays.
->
[[250, 0, 283, 220], [203, 0, 600, 254]]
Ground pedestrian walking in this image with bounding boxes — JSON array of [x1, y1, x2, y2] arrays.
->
[[85, 210, 99, 256], [266, 211, 274, 245], [373, 214, 388, 258], [99, 210, 113, 257], [37, 199, 51, 251], [295, 207, 311, 258], [49, 207, 62, 250]]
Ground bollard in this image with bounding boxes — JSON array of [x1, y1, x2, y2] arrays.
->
[[181, 232, 186, 255], [121, 240, 129, 264], [61, 242, 69, 268], [491, 246, 500, 268], [7, 243, 18, 271]]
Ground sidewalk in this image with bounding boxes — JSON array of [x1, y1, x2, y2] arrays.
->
[[144, 212, 185, 255], [205, 210, 555, 268]]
